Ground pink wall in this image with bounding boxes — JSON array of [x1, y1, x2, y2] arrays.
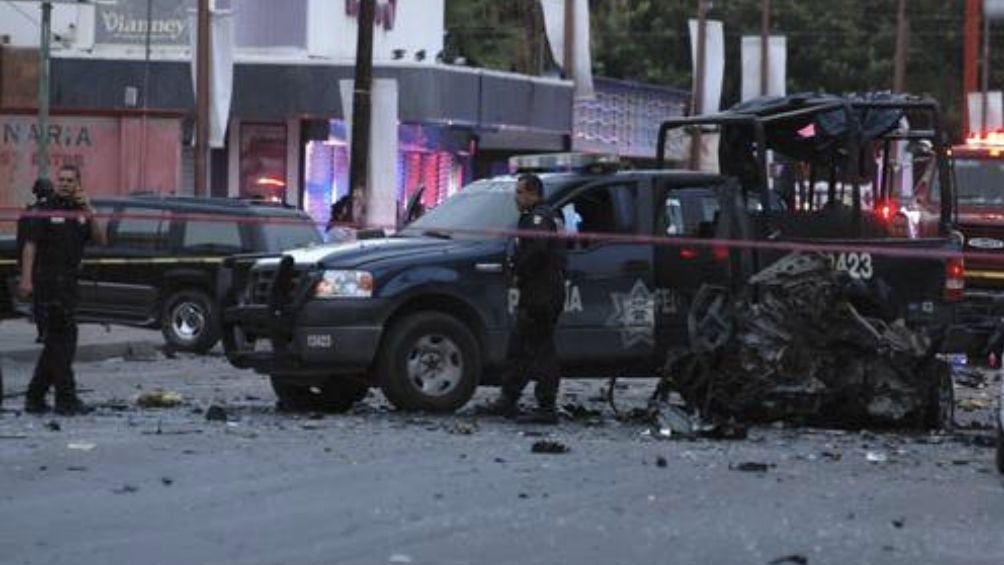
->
[[0, 114, 182, 231]]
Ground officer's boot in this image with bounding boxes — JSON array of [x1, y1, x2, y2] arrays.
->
[[54, 393, 92, 416], [24, 383, 50, 415], [474, 392, 520, 418], [55, 373, 91, 416]]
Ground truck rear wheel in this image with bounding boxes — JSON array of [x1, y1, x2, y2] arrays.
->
[[377, 312, 480, 412], [162, 289, 221, 354], [270, 376, 368, 413]]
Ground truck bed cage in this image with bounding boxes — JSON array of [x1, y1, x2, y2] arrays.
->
[[655, 93, 954, 237]]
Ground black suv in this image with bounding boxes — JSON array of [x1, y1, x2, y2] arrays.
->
[[2, 196, 322, 353]]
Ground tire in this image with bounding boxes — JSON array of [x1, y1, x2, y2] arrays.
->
[[270, 376, 368, 414], [377, 312, 480, 413], [161, 289, 221, 354]]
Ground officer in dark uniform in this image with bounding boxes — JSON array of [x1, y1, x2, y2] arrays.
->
[[1, 179, 56, 413], [478, 173, 566, 423], [19, 165, 106, 415]]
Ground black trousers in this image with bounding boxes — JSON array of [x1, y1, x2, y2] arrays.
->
[[26, 302, 79, 402], [501, 304, 562, 406]]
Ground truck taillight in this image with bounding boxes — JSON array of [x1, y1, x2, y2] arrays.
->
[[945, 256, 965, 301], [875, 200, 898, 223]]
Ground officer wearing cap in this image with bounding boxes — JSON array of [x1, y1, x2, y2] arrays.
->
[[19, 165, 106, 415], [477, 173, 566, 423]]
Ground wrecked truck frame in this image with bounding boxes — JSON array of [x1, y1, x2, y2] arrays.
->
[[649, 94, 961, 430]]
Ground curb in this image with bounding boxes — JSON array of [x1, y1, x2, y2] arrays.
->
[[2, 340, 164, 364]]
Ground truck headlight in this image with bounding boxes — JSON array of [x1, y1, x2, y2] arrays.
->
[[314, 270, 374, 298]]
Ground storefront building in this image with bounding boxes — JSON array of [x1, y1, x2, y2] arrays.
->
[[0, 0, 574, 228]]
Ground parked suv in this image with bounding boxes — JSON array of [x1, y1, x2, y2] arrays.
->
[[1, 196, 322, 353]]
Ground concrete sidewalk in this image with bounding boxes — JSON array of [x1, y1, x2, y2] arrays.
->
[[0, 319, 165, 363]]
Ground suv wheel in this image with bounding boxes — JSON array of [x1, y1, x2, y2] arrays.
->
[[377, 312, 480, 412], [270, 376, 368, 413], [162, 289, 221, 354]]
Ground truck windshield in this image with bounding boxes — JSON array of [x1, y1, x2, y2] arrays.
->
[[402, 180, 520, 239], [953, 158, 1004, 204], [260, 219, 323, 252]]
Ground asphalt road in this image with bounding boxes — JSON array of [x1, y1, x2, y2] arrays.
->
[[1, 353, 1002, 565]]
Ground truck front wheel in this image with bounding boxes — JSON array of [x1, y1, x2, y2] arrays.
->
[[270, 376, 368, 413], [377, 312, 480, 412]]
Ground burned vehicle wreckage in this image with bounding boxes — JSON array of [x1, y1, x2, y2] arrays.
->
[[652, 93, 960, 431]]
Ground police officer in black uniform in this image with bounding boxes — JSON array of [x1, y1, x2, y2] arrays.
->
[[19, 165, 106, 415], [478, 173, 566, 424]]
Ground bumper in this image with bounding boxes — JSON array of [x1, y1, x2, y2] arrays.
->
[[940, 291, 1004, 354], [223, 299, 388, 376]]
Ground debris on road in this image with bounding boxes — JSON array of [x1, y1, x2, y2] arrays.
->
[[45, 420, 61, 432], [531, 440, 570, 454], [730, 461, 773, 473], [865, 450, 889, 463], [67, 442, 96, 452], [205, 405, 229, 422], [655, 455, 668, 468], [768, 555, 808, 565], [112, 484, 139, 494], [137, 391, 184, 408], [658, 253, 952, 430]]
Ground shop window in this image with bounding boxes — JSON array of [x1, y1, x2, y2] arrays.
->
[[240, 123, 287, 201]]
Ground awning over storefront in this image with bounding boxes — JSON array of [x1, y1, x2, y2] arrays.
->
[[49, 58, 574, 139]]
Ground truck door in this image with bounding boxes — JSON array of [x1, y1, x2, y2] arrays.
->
[[653, 185, 731, 354], [552, 180, 654, 371]]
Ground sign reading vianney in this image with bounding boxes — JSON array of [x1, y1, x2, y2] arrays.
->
[[96, 0, 195, 46]]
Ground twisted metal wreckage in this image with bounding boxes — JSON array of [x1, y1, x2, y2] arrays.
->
[[650, 252, 954, 436]]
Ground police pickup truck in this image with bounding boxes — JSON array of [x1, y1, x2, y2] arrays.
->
[[221, 93, 964, 413]]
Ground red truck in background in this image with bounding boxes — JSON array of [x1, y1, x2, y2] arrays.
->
[[904, 130, 1004, 360]]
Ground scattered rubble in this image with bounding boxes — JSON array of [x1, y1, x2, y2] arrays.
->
[[658, 253, 952, 431], [730, 461, 773, 473], [530, 440, 569, 454], [205, 405, 229, 422], [137, 391, 184, 408]]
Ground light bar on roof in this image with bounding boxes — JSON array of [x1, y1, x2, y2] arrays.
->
[[508, 152, 620, 174]]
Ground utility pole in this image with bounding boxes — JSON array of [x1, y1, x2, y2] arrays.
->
[[344, 0, 375, 226], [195, 0, 211, 197], [964, 0, 981, 136], [563, 0, 575, 83], [982, 1, 991, 133], [37, 1, 52, 181], [690, 0, 708, 170], [893, 0, 908, 92], [760, 0, 770, 96]]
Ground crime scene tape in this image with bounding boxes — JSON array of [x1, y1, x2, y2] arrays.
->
[[3, 204, 1002, 266]]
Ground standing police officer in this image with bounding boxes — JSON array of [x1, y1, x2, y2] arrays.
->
[[478, 173, 566, 424], [19, 165, 106, 415]]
